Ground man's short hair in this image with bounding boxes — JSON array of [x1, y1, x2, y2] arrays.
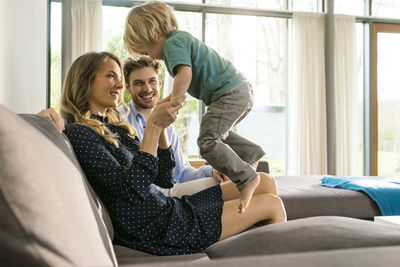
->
[[123, 56, 162, 84]]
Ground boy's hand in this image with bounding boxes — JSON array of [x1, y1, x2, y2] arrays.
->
[[212, 169, 230, 183]]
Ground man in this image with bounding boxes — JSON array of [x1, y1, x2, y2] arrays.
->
[[120, 56, 229, 197]]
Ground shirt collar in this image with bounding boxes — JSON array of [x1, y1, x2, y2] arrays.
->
[[127, 101, 146, 126], [90, 114, 109, 123]]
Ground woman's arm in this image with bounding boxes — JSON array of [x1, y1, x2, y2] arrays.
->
[[158, 129, 170, 149], [66, 124, 159, 202], [139, 124, 162, 156]]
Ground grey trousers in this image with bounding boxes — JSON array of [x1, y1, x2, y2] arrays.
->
[[197, 81, 265, 191]]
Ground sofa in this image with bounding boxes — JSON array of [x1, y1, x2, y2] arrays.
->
[[1, 103, 400, 267]]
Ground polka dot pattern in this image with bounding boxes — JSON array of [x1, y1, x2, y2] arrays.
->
[[64, 115, 223, 255]]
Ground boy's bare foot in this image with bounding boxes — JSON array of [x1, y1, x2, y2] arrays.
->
[[238, 175, 260, 214]]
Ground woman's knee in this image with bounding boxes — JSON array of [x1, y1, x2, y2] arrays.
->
[[256, 194, 287, 222], [258, 172, 278, 194]]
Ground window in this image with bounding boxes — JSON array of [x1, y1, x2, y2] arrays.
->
[[373, 23, 400, 176], [102, 4, 289, 171], [50, 0, 400, 176], [50, 2, 62, 111], [335, 0, 365, 16], [206, 0, 286, 10], [205, 13, 287, 173], [372, 0, 400, 18], [205, 0, 318, 12], [166, 11, 202, 157], [356, 23, 364, 174]]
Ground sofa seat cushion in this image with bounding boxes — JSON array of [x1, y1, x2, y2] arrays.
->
[[0, 105, 117, 266], [276, 175, 381, 220], [205, 216, 400, 258], [125, 246, 400, 267]]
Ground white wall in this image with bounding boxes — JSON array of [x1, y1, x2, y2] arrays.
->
[[0, 0, 47, 114]]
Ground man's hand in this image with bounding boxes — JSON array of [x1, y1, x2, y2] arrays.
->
[[212, 169, 230, 183], [37, 108, 65, 132]]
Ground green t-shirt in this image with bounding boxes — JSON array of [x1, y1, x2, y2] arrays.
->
[[162, 30, 245, 105]]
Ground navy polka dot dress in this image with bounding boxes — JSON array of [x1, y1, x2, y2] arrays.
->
[[64, 115, 223, 255]]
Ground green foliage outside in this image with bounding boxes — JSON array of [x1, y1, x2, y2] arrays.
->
[[50, 49, 61, 112]]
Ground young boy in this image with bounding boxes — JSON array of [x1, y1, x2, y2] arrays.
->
[[123, 1, 265, 214]]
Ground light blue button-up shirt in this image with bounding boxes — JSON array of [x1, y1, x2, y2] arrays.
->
[[119, 101, 213, 185]]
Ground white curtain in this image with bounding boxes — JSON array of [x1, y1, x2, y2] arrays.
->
[[71, 0, 103, 59], [288, 13, 327, 175], [62, 0, 103, 81], [333, 15, 358, 176]]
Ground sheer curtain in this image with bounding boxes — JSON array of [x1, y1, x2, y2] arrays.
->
[[288, 13, 327, 175], [62, 0, 103, 82], [333, 15, 358, 175]]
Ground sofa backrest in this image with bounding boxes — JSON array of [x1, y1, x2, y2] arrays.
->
[[0, 104, 117, 266], [19, 113, 116, 240]]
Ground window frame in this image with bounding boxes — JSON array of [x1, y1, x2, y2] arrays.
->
[[48, 0, 400, 175]]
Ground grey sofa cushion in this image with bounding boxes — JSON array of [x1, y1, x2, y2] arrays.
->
[[276, 175, 381, 219], [19, 114, 115, 240], [125, 246, 400, 267], [205, 216, 400, 258], [113, 245, 210, 265], [0, 105, 117, 266]]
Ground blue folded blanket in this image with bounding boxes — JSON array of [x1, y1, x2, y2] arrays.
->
[[320, 176, 400, 216]]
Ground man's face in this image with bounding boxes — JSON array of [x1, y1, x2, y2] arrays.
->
[[126, 67, 162, 110]]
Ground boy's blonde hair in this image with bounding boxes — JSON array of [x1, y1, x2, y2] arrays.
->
[[124, 1, 178, 56]]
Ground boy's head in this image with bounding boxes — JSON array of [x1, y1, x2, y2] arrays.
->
[[124, 1, 178, 57]]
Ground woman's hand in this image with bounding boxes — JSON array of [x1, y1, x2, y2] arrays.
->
[[147, 96, 185, 129], [37, 108, 65, 132], [140, 96, 185, 156]]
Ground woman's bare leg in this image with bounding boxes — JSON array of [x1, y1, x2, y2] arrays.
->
[[219, 193, 287, 240], [221, 172, 278, 202]]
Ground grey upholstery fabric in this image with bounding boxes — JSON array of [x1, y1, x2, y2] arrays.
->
[[0, 105, 117, 266], [19, 114, 115, 240], [276, 175, 381, 220], [123, 246, 400, 267], [205, 216, 400, 258], [256, 160, 269, 173], [113, 245, 210, 264]]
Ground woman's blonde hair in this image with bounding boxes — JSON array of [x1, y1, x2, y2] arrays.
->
[[124, 1, 178, 56], [61, 51, 136, 148]]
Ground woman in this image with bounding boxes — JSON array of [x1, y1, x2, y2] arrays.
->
[[61, 51, 286, 256]]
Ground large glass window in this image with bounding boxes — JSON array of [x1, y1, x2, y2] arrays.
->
[[376, 31, 400, 176], [50, 2, 62, 111], [206, 0, 286, 10], [335, 0, 365, 16], [166, 11, 202, 157], [102, 6, 202, 158], [103, 6, 130, 61], [356, 23, 364, 174], [372, 0, 400, 18], [52, 0, 400, 176], [206, 14, 287, 174], [205, 0, 318, 12]]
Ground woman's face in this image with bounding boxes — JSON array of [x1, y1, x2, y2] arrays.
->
[[88, 59, 123, 116]]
